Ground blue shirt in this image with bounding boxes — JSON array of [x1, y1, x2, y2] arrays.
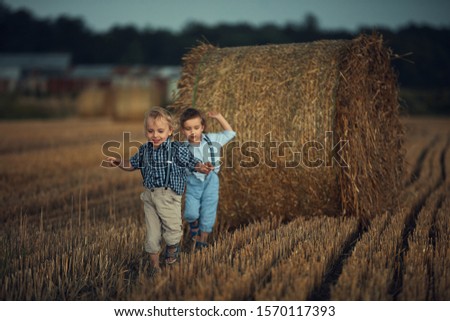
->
[[130, 140, 201, 195], [186, 130, 236, 181]]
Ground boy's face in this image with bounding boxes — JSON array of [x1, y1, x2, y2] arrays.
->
[[182, 117, 204, 144], [145, 117, 173, 149]]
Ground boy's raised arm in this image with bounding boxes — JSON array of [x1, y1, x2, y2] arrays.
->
[[207, 111, 233, 131]]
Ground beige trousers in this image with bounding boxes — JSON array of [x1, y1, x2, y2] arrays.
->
[[140, 187, 182, 253]]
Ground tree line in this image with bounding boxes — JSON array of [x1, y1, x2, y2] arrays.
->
[[1, 2, 449, 114]]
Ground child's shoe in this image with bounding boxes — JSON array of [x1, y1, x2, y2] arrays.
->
[[189, 220, 200, 240], [195, 241, 209, 250], [165, 243, 180, 265]]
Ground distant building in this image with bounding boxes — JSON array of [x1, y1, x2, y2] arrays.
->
[[0, 53, 71, 94], [0, 53, 71, 71], [69, 65, 115, 92], [150, 66, 182, 102], [0, 53, 181, 119], [0, 67, 20, 92]]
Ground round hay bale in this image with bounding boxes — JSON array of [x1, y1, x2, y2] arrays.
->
[[172, 34, 404, 225], [111, 84, 163, 121], [76, 86, 109, 117]]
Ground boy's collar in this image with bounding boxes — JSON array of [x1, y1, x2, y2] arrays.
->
[[182, 134, 205, 146], [147, 139, 171, 149]]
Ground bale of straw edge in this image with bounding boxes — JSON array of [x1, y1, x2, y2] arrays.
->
[[76, 86, 109, 117], [172, 34, 404, 225], [112, 83, 163, 121]]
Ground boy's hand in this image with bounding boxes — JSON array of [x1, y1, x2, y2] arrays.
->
[[207, 110, 233, 131], [195, 162, 214, 175], [204, 162, 215, 171], [207, 111, 221, 119], [105, 157, 121, 167]]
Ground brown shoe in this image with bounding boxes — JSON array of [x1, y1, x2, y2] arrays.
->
[[165, 243, 180, 265]]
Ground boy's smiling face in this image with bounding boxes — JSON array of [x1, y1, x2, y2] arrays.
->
[[182, 116, 204, 144], [145, 116, 173, 149]]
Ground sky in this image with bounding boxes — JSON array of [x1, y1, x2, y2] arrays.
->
[[3, 0, 450, 33]]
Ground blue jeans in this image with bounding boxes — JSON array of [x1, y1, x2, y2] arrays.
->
[[184, 172, 219, 233]]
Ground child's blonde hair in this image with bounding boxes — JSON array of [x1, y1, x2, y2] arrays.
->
[[144, 106, 174, 132]]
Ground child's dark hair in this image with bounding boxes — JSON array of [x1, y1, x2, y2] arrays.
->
[[180, 108, 207, 131]]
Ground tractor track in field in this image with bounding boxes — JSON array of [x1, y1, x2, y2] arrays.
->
[[406, 135, 438, 188], [307, 222, 365, 300], [390, 135, 449, 299]]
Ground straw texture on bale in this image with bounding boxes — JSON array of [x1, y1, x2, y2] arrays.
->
[[76, 86, 110, 117], [77, 83, 163, 120], [172, 34, 404, 225], [111, 85, 162, 121]]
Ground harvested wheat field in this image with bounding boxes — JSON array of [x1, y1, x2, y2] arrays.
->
[[0, 116, 449, 300]]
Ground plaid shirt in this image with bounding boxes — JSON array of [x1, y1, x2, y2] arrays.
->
[[130, 140, 201, 195]]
